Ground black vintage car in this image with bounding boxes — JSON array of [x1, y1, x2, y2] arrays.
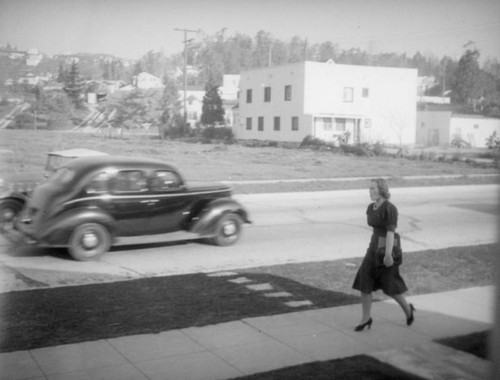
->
[[15, 156, 251, 261]]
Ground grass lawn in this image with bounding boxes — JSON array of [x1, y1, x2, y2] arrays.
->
[[240, 243, 498, 299], [0, 243, 496, 353], [1, 130, 498, 190]]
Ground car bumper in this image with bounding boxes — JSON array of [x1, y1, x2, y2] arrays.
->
[[13, 219, 39, 244]]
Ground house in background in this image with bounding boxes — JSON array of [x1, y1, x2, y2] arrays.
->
[[220, 74, 240, 127], [178, 86, 205, 128], [134, 72, 164, 90], [235, 60, 418, 145], [416, 111, 500, 147], [26, 48, 43, 66], [178, 75, 241, 128]]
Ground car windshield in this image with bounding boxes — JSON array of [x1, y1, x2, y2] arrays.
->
[[46, 167, 75, 186]]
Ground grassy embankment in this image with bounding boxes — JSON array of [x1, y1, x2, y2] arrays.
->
[[0, 129, 498, 194]]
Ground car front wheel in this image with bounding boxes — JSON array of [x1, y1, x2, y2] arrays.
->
[[0, 199, 24, 230], [211, 213, 243, 246], [68, 223, 111, 261]]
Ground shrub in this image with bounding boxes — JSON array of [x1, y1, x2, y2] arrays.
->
[[340, 143, 371, 156], [299, 135, 335, 150], [486, 131, 500, 151], [371, 142, 385, 156], [200, 126, 235, 144]]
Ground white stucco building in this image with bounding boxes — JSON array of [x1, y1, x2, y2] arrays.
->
[[235, 60, 418, 145], [416, 111, 500, 147]]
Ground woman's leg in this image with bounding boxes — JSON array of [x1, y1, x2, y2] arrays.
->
[[360, 292, 373, 323], [391, 293, 411, 317]]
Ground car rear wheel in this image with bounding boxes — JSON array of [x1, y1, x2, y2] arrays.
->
[[211, 213, 242, 246], [0, 199, 24, 229], [68, 223, 111, 261]]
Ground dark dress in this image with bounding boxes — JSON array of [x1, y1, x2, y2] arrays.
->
[[352, 200, 408, 296]]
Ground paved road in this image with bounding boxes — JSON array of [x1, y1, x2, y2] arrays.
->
[[0, 184, 497, 292]]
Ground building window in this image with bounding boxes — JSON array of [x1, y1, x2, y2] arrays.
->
[[246, 89, 252, 103], [264, 87, 271, 102], [258, 116, 264, 131], [284, 85, 292, 101], [474, 124, 479, 129], [291, 116, 299, 131], [246, 117, 252, 130], [274, 116, 281, 131], [362, 88, 369, 98], [343, 87, 353, 102], [321, 117, 333, 131], [335, 118, 346, 132]]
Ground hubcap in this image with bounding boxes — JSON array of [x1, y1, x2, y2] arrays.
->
[[82, 232, 99, 249], [222, 222, 237, 236], [2, 209, 14, 222]]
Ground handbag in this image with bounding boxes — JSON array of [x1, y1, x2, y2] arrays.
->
[[375, 233, 403, 267]]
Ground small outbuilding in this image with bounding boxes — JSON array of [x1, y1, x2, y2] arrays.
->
[[416, 110, 500, 147]]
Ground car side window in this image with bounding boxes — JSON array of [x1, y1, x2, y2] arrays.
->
[[150, 170, 182, 192], [86, 172, 110, 194], [112, 170, 148, 193]]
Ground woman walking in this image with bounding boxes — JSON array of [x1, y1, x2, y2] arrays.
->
[[352, 178, 415, 331]]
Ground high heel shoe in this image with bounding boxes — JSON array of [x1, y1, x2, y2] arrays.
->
[[354, 318, 373, 331], [407, 304, 416, 326]]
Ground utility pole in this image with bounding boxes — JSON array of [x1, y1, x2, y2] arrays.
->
[[442, 61, 446, 98], [174, 28, 198, 131]]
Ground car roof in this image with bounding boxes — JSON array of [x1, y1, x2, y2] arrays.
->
[[48, 148, 109, 158], [64, 155, 179, 174]]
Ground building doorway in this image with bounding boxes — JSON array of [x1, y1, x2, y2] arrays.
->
[[427, 129, 439, 146]]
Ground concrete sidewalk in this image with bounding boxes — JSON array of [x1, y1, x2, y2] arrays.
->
[[0, 286, 495, 380]]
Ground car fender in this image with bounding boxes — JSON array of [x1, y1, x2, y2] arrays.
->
[[37, 207, 116, 246], [0, 193, 28, 205], [189, 198, 251, 236]]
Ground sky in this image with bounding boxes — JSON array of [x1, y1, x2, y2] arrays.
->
[[1, 0, 499, 63]]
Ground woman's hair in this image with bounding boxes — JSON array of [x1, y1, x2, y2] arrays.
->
[[371, 178, 391, 199]]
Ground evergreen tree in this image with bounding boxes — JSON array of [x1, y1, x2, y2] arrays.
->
[[64, 61, 85, 108], [57, 61, 67, 83], [452, 42, 481, 105], [133, 61, 143, 76], [201, 77, 224, 126], [318, 41, 337, 62]]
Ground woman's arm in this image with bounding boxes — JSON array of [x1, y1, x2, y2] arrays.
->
[[384, 230, 395, 267]]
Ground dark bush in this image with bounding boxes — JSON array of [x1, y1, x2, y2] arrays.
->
[[486, 131, 500, 151], [299, 135, 335, 150], [201, 126, 235, 144], [11, 112, 52, 130], [340, 143, 372, 156]]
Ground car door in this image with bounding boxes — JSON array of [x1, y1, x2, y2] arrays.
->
[[147, 170, 195, 234], [107, 169, 155, 236]]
